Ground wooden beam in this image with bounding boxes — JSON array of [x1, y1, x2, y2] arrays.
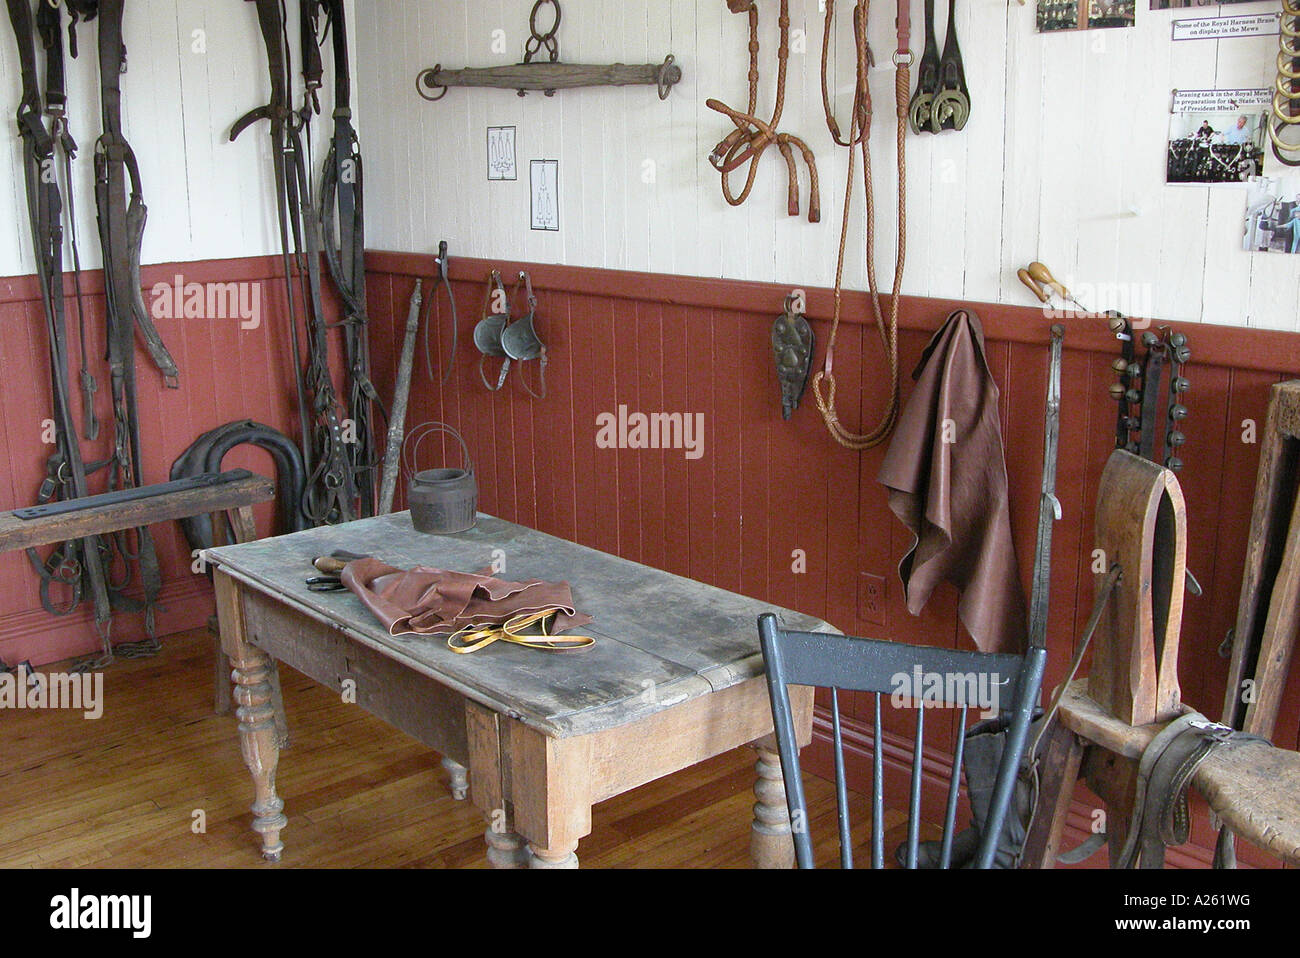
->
[[0, 473, 275, 553], [420, 60, 681, 98]]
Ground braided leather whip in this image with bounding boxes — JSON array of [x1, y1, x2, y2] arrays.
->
[[812, 0, 910, 450]]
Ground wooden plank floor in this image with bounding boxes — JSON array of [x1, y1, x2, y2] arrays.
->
[[0, 627, 919, 869]]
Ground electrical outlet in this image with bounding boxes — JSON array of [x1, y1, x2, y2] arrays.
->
[[859, 573, 886, 628]]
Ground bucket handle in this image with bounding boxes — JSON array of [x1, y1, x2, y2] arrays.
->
[[402, 421, 474, 486]]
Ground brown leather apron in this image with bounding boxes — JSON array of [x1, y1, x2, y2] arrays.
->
[[877, 309, 1027, 653], [341, 557, 592, 637]]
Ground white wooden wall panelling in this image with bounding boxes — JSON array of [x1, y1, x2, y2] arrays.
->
[[7, 2, 1281, 327], [0, 0, 345, 276]]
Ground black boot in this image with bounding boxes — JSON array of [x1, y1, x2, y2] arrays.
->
[[896, 826, 980, 869]]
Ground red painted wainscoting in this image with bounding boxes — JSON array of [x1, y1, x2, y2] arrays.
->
[[366, 249, 1300, 869], [0, 256, 329, 667]]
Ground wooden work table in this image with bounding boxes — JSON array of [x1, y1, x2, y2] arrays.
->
[[206, 512, 828, 868]]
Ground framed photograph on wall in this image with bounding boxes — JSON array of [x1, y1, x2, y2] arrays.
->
[[1167, 112, 1267, 183], [1037, 0, 1135, 33], [1154, 0, 1260, 8], [1244, 176, 1300, 254], [530, 159, 559, 231], [487, 126, 517, 181]]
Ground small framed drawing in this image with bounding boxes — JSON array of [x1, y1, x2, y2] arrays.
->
[[487, 126, 517, 181], [530, 159, 559, 231]]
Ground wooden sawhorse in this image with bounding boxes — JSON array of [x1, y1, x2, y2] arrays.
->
[[0, 470, 275, 708], [1023, 448, 1300, 867], [1024, 681, 1300, 867]]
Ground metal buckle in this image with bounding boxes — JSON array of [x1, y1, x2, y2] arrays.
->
[[1187, 719, 1236, 744]]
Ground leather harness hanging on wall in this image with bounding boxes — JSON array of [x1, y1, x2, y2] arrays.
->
[[811, 0, 911, 451], [232, 0, 356, 527], [309, 0, 385, 519], [36, 0, 98, 442], [7, 0, 113, 657], [94, 0, 180, 659], [8, 0, 177, 666]]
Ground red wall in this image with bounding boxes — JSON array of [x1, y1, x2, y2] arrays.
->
[[3, 249, 1296, 867], [0, 256, 317, 666], [366, 249, 1300, 868]]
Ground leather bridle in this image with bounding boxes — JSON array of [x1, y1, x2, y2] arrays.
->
[[707, 0, 821, 223]]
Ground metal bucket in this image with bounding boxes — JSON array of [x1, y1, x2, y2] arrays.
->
[[404, 423, 477, 534]]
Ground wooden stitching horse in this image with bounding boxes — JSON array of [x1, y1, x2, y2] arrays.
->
[[1024, 447, 1300, 867]]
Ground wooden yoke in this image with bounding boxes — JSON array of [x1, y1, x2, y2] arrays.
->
[[1089, 450, 1187, 727]]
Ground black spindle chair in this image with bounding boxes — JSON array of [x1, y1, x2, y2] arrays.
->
[[758, 613, 1047, 869]]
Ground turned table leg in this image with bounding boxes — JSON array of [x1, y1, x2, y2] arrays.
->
[[216, 570, 287, 862], [231, 647, 287, 862], [751, 743, 796, 869], [528, 840, 579, 869], [442, 757, 469, 801], [484, 805, 533, 869], [485, 826, 532, 868], [211, 506, 260, 718]]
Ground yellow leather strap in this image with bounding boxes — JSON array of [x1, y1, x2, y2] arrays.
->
[[446, 608, 595, 654]]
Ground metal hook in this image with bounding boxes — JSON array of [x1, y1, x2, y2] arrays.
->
[[416, 66, 449, 102]]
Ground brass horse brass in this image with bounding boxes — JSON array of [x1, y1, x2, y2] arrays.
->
[[772, 295, 814, 420]]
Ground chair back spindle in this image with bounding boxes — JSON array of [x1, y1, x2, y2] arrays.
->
[[758, 613, 1046, 869]]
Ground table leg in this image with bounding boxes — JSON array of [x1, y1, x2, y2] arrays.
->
[[501, 717, 591, 870], [485, 828, 532, 868], [442, 756, 469, 801], [209, 513, 234, 717], [750, 742, 795, 869], [216, 570, 287, 862], [484, 807, 533, 869], [212, 623, 232, 716], [528, 840, 579, 869], [267, 661, 290, 750], [211, 506, 260, 719], [466, 703, 532, 867]]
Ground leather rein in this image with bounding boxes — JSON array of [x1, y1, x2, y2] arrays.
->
[[812, 0, 911, 451]]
